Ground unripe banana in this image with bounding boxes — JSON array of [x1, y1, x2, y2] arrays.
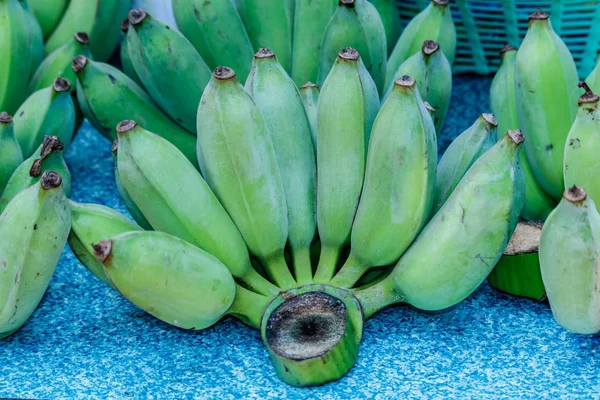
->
[[291, 0, 337, 86], [127, 9, 211, 133], [197, 67, 295, 289], [313, 48, 366, 283], [369, 0, 401, 54], [330, 76, 437, 288], [0, 136, 71, 213], [385, 0, 456, 89], [0, 171, 70, 339], [93, 231, 236, 330], [13, 78, 75, 157], [586, 51, 600, 93], [68, 201, 142, 289], [515, 10, 580, 200], [27, 0, 67, 38], [299, 82, 319, 151], [431, 114, 498, 215], [0, 113, 23, 194], [356, 131, 526, 316], [116, 120, 278, 295], [133, 0, 178, 29], [540, 186, 600, 334], [172, 0, 254, 81], [246, 49, 317, 285], [237, 0, 294, 73], [119, 21, 143, 87], [72, 56, 198, 166], [358, 57, 381, 141], [19, 0, 44, 76], [490, 45, 556, 221], [319, 0, 387, 93]]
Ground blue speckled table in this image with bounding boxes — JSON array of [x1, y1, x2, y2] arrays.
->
[[2, 76, 599, 399]]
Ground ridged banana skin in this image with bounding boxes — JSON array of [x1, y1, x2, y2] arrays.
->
[[19, 0, 44, 76], [197, 69, 295, 289], [97, 231, 236, 331], [299, 83, 319, 151], [586, 53, 600, 93], [291, 0, 337, 86], [73, 57, 197, 165], [369, 0, 401, 54], [0, 174, 70, 339], [172, 0, 254, 81], [540, 191, 600, 334], [68, 201, 141, 289], [237, 0, 294, 73], [431, 115, 497, 215], [331, 77, 437, 288], [27, 0, 67, 38], [245, 51, 317, 284], [0, 117, 23, 194], [490, 48, 556, 221], [385, 0, 456, 89], [355, 0, 387, 93], [127, 10, 211, 133], [0, 0, 34, 114], [358, 57, 381, 143], [313, 51, 366, 283], [515, 15, 580, 201]]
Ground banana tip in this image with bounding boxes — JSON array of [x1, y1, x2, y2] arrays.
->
[[423, 101, 436, 115], [120, 19, 130, 33], [339, 47, 359, 61], [41, 171, 62, 190], [213, 66, 236, 80], [71, 55, 88, 73], [529, 9, 549, 20], [0, 112, 12, 123], [482, 113, 498, 127], [255, 48, 275, 59], [74, 32, 89, 45], [116, 120, 138, 134], [578, 81, 599, 104], [53, 78, 71, 93], [339, 0, 355, 7], [564, 186, 587, 203], [93, 240, 113, 264], [433, 0, 449, 6], [500, 44, 517, 55], [300, 82, 319, 89], [111, 140, 119, 153], [422, 40, 440, 55], [395, 75, 416, 88], [129, 9, 147, 26], [507, 130, 525, 145]]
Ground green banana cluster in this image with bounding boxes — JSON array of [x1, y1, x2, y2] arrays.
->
[[0, 112, 23, 194]]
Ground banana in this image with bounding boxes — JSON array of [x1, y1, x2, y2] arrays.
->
[[430, 114, 497, 215], [93, 231, 236, 330], [586, 51, 600, 92], [356, 130, 526, 316], [127, 9, 211, 133], [358, 57, 381, 142], [299, 82, 319, 151], [515, 10, 580, 201], [369, 0, 401, 54], [245, 49, 317, 285], [0, 171, 70, 339], [119, 20, 143, 87], [18, 0, 44, 76], [330, 76, 437, 289], [13, 78, 76, 157], [133, 0, 178, 29], [237, 0, 294, 73], [26, 0, 67, 38], [312, 48, 366, 283], [540, 186, 600, 334], [291, 0, 337, 86], [68, 200, 142, 289], [197, 67, 296, 289], [319, 0, 387, 93], [115, 120, 278, 295], [172, 0, 254, 81], [385, 0, 456, 89], [490, 45, 556, 221], [0, 136, 71, 213], [0, 0, 35, 114], [72, 56, 198, 165], [45, 0, 132, 62], [0, 113, 23, 194]]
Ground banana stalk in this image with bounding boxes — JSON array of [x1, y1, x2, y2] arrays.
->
[[299, 82, 319, 151], [27, 0, 67, 39], [0, 113, 23, 194]]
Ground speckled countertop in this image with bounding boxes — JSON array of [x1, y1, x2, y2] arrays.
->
[[1, 76, 599, 399]]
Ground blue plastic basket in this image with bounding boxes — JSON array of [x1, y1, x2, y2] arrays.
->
[[396, 0, 600, 77]]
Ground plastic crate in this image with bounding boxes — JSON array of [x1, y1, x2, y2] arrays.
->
[[396, 0, 600, 77]]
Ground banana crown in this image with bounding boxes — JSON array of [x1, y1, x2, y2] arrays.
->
[[30, 136, 64, 177]]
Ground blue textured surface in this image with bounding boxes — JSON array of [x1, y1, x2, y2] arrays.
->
[[1, 76, 599, 399]]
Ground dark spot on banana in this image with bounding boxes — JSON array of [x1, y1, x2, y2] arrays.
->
[[569, 138, 581, 149], [545, 144, 553, 151], [108, 74, 117, 85], [19, 111, 24, 117], [34, 224, 38, 230]]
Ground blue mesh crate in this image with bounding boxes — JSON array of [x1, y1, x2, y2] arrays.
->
[[396, 0, 600, 76]]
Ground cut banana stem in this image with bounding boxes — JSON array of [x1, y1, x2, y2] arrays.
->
[[119, 21, 143, 87], [27, 0, 68, 39], [331, 76, 437, 289], [0, 112, 24, 194], [226, 284, 270, 330], [299, 82, 319, 151], [356, 130, 526, 317], [197, 67, 295, 289], [586, 50, 600, 93], [540, 186, 600, 334]]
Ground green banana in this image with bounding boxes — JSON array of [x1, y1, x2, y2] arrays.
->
[[197, 67, 296, 289], [68, 200, 142, 289], [245, 49, 317, 285], [540, 186, 600, 334], [358, 57, 381, 141], [119, 20, 143, 87], [490, 45, 556, 221], [115, 120, 278, 295], [330, 75, 437, 289], [385, 0, 456, 89], [313, 48, 366, 283], [72, 56, 198, 165], [319, 0, 387, 93], [93, 231, 236, 330], [27, 0, 67, 38], [0, 136, 71, 213], [19, 0, 44, 76], [299, 82, 319, 151], [45, 0, 132, 62], [356, 130, 526, 316], [0, 113, 23, 194], [13, 78, 75, 157], [171, 0, 254, 81], [369, 0, 401, 54], [237, 0, 294, 73], [431, 114, 498, 215], [0, 171, 70, 339], [586, 51, 600, 93], [291, 0, 337, 86], [515, 10, 580, 201], [127, 9, 211, 133]]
